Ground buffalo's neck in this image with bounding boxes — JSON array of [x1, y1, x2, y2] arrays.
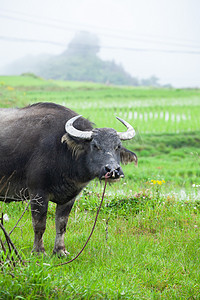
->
[[61, 148, 94, 182], [50, 176, 89, 204], [50, 153, 93, 203]]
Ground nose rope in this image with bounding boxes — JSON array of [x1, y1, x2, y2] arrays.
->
[[52, 172, 111, 267]]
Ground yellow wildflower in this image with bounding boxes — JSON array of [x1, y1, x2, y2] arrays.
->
[[7, 86, 14, 91], [150, 179, 165, 185]]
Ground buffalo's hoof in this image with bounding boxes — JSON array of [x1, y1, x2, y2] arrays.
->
[[53, 249, 70, 257], [31, 249, 47, 256]]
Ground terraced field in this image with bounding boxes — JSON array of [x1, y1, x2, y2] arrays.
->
[[0, 75, 200, 299]]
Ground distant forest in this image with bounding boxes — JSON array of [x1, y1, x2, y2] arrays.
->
[[2, 31, 170, 87]]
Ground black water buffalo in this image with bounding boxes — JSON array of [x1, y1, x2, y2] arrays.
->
[[0, 102, 137, 256]]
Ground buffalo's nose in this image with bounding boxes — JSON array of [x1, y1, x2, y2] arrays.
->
[[105, 164, 119, 176], [102, 164, 124, 179]]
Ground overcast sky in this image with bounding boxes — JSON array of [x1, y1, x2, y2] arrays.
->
[[0, 0, 200, 87]]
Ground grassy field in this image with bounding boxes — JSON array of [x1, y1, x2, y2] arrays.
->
[[0, 75, 200, 299]]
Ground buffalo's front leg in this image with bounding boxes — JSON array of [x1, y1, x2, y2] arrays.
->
[[31, 194, 48, 254], [53, 198, 75, 256]]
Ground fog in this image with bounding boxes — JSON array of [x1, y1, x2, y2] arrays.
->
[[0, 0, 200, 87]]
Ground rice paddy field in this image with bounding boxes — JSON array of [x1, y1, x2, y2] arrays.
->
[[0, 75, 200, 299]]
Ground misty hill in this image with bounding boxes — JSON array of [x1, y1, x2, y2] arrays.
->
[[37, 53, 139, 85], [2, 31, 162, 86]]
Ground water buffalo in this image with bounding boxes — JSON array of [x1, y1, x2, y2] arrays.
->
[[0, 102, 137, 256]]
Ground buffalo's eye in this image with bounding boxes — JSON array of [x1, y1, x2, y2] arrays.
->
[[115, 144, 121, 150]]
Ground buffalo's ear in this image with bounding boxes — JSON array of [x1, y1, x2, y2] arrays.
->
[[120, 147, 138, 166]]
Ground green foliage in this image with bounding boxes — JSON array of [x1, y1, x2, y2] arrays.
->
[[21, 72, 42, 79], [37, 53, 139, 86], [105, 190, 153, 215]]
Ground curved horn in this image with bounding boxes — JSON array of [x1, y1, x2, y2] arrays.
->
[[116, 116, 135, 140], [65, 115, 93, 140]]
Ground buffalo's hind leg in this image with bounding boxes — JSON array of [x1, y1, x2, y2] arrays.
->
[[53, 198, 75, 257], [30, 193, 48, 255]]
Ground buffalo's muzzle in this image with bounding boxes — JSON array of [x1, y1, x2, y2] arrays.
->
[[100, 164, 124, 180]]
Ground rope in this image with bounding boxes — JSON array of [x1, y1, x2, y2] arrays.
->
[[51, 173, 110, 267]]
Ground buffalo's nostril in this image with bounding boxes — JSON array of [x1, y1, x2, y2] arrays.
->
[[105, 165, 112, 173], [115, 167, 120, 176]]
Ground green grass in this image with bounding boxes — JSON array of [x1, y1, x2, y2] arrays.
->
[[0, 75, 200, 299], [1, 194, 200, 299]]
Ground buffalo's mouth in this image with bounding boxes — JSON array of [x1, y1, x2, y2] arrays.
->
[[99, 165, 124, 182]]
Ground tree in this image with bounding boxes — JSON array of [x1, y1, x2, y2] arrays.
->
[[66, 31, 100, 57], [140, 75, 160, 87]]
